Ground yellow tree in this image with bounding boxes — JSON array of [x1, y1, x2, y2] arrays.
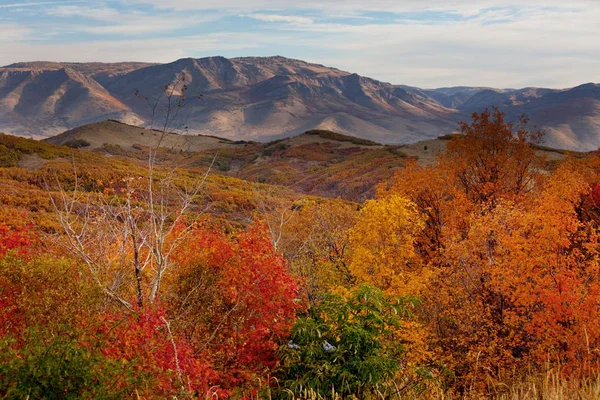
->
[[279, 198, 358, 299], [347, 194, 431, 368], [349, 194, 426, 296]]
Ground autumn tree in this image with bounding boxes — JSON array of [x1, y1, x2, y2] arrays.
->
[[169, 222, 301, 390], [445, 107, 544, 207], [349, 194, 425, 296], [278, 198, 358, 300], [361, 109, 572, 390]]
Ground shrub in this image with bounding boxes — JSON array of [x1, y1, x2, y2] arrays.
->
[[0, 328, 131, 399], [63, 139, 91, 149], [279, 285, 415, 397]]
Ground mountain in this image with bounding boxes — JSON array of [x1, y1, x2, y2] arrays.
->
[[3, 61, 156, 86], [0, 67, 142, 138], [102, 56, 458, 143], [1, 56, 600, 150], [446, 84, 600, 151]]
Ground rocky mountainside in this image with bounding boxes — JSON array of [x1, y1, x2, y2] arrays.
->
[[1, 56, 599, 150], [102, 56, 458, 143]]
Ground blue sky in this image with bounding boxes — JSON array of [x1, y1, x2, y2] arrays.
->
[[0, 0, 598, 88]]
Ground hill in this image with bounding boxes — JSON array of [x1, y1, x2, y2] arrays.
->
[[45, 120, 575, 201], [46, 120, 245, 152], [45, 121, 408, 200]]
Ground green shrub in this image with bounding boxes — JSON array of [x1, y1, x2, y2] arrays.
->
[[0, 328, 133, 399], [64, 139, 91, 149], [279, 285, 416, 398], [0, 144, 19, 167], [216, 159, 231, 172]]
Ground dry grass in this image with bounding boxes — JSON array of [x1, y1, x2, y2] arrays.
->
[[236, 370, 600, 400]]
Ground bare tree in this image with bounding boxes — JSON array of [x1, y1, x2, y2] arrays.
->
[[253, 185, 299, 250], [51, 76, 212, 309]]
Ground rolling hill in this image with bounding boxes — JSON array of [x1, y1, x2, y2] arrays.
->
[[45, 120, 573, 201], [1, 56, 600, 150]]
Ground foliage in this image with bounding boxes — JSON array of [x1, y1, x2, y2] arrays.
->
[[304, 129, 379, 146], [374, 109, 600, 392], [279, 285, 415, 398], [63, 138, 91, 149], [349, 195, 425, 296], [0, 133, 72, 162], [278, 198, 358, 300], [171, 222, 302, 390], [4, 108, 600, 397], [93, 307, 215, 397], [0, 328, 130, 400]]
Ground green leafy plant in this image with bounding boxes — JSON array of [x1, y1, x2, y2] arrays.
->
[[279, 284, 416, 398], [0, 328, 134, 400]]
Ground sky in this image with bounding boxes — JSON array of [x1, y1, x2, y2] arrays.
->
[[0, 0, 598, 88]]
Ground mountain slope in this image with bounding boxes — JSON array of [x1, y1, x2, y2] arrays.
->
[[4, 61, 156, 86], [1, 56, 599, 150], [451, 84, 600, 150], [102, 56, 458, 143], [0, 67, 142, 138]]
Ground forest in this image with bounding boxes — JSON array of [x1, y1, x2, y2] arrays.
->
[[2, 108, 600, 399]]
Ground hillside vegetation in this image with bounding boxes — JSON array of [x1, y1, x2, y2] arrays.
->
[[2, 110, 600, 398]]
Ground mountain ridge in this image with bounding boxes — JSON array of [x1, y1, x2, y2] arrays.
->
[[1, 56, 599, 150]]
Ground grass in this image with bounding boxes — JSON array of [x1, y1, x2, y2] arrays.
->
[[233, 370, 600, 400]]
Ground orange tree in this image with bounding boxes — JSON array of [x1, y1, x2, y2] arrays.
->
[[358, 109, 600, 391]]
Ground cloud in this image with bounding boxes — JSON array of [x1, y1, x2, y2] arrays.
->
[[0, 32, 262, 65], [0, 1, 82, 8], [46, 4, 217, 35], [124, 0, 591, 14], [46, 5, 122, 20], [1, 0, 598, 88], [245, 13, 313, 25], [0, 23, 31, 42]]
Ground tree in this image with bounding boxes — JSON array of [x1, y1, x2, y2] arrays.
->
[[52, 77, 210, 309], [278, 198, 358, 301], [349, 194, 425, 296], [445, 107, 544, 207], [169, 222, 302, 389], [365, 109, 562, 390]]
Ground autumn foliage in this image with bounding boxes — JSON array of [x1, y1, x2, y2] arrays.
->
[[3, 108, 600, 397], [371, 108, 600, 391]]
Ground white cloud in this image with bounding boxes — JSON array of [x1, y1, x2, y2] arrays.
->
[[0, 1, 82, 8], [0, 23, 31, 42], [0, 32, 261, 65], [1, 0, 599, 88], [47, 5, 122, 20], [124, 0, 592, 14], [245, 13, 313, 25], [46, 4, 219, 35]]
